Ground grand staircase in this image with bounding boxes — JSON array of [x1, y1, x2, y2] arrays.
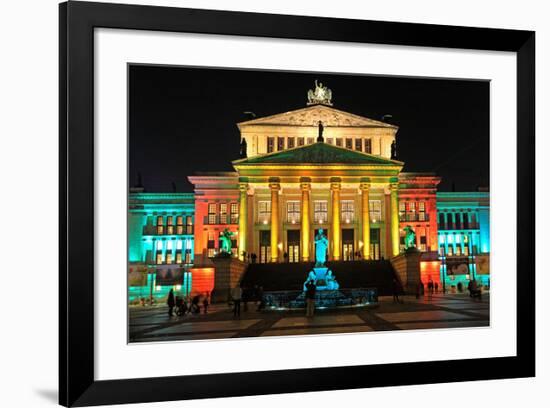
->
[[240, 260, 399, 295]]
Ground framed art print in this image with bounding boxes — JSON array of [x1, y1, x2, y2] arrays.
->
[[59, 1, 535, 406]]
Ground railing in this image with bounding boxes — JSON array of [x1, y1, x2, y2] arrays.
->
[[399, 213, 429, 222], [203, 215, 239, 225], [142, 226, 194, 235], [438, 223, 480, 230], [261, 288, 378, 310]]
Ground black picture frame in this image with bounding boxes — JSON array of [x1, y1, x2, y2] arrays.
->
[[59, 1, 535, 406]]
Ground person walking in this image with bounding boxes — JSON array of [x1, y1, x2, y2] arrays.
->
[[167, 289, 175, 317], [392, 278, 402, 303], [202, 294, 209, 314], [305, 279, 317, 318], [232, 285, 243, 318]]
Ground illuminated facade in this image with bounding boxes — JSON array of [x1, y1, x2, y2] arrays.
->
[[128, 85, 490, 298], [436, 191, 490, 289]]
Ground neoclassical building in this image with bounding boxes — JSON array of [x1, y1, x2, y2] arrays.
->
[[128, 83, 489, 300], [189, 85, 440, 267]]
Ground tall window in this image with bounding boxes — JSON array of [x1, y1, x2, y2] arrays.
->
[[345, 138, 353, 149], [307, 137, 314, 145], [208, 203, 217, 224], [176, 216, 183, 234], [418, 201, 426, 221], [287, 137, 295, 149], [156, 216, 164, 235], [439, 213, 446, 229], [207, 231, 216, 258], [407, 201, 416, 221], [341, 200, 354, 223], [277, 136, 285, 151], [369, 200, 382, 221], [155, 240, 163, 264], [186, 216, 193, 234], [258, 201, 271, 224], [219, 203, 228, 224], [314, 200, 328, 224], [419, 235, 427, 251], [335, 138, 343, 147], [286, 201, 300, 224], [297, 137, 305, 146], [455, 212, 463, 229], [230, 203, 238, 224], [463, 213, 470, 229], [166, 216, 174, 235], [355, 139, 363, 151], [364, 138, 372, 154], [446, 213, 454, 229], [267, 137, 275, 153]]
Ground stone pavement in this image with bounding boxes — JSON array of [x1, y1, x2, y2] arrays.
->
[[129, 293, 489, 343]]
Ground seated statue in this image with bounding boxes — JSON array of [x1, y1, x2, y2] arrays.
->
[[325, 269, 339, 290]]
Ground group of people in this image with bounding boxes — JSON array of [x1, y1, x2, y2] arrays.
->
[[231, 285, 265, 317], [166, 289, 210, 317]]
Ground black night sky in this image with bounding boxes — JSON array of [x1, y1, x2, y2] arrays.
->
[[129, 65, 489, 193]]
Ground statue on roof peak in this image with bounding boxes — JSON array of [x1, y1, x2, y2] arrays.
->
[[307, 80, 333, 106]]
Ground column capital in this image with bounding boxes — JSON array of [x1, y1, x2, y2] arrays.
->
[[239, 182, 248, 192], [330, 181, 341, 191], [360, 182, 371, 192], [300, 181, 311, 191], [269, 182, 280, 191], [389, 182, 399, 191]]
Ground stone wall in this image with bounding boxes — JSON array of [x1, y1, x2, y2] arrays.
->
[[391, 249, 422, 294], [210, 258, 247, 303]]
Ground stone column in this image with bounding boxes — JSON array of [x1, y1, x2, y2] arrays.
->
[[390, 181, 400, 257], [360, 182, 371, 259], [331, 180, 341, 261], [300, 179, 311, 262], [270, 181, 280, 262], [238, 182, 248, 261]]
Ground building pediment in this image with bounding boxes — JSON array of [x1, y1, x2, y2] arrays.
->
[[237, 105, 397, 129]]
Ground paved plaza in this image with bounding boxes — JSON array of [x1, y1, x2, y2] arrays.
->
[[129, 293, 489, 343]]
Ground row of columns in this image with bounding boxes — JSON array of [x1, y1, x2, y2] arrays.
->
[[238, 179, 401, 262]]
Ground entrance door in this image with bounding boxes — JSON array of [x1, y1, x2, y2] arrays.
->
[[342, 229, 354, 261], [369, 228, 381, 260], [287, 230, 300, 263], [259, 230, 270, 263]]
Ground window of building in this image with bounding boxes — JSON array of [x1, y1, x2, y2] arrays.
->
[[207, 248, 216, 258], [155, 240, 163, 264], [166, 252, 173, 264], [471, 213, 477, 228], [369, 200, 382, 221], [439, 245, 445, 257], [447, 213, 454, 228], [335, 138, 343, 147], [355, 139, 362, 151], [455, 245, 462, 256], [287, 137, 295, 149], [230, 203, 238, 224], [297, 137, 305, 146], [420, 235, 427, 251], [287, 201, 300, 224], [418, 201, 426, 221], [341, 200, 354, 223], [176, 216, 183, 234], [185, 250, 192, 264], [207, 231, 216, 258], [186, 216, 193, 234], [219, 203, 228, 224], [463, 244, 469, 256], [399, 201, 406, 213], [455, 212, 462, 229], [439, 213, 446, 229], [166, 216, 174, 235], [364, 138, 372, 154], [314, 200, 328, 224], [208, 203, 217, 224], [345, 138, 353, 149], [307, 137, 314, 145], [447, 246, 454, 256], [327, 138, 333, 145], [176, 252, 182, 264], [463, 213, 470, 229], [277, 136, 285, 151], [258, 201, 271, 224], [156, 252, 163, 264], [156, 216, 164, 234], [267, 137, 275, 153]]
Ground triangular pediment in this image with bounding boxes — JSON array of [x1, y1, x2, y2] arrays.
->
[[233, 142, 403, 166], [237, 105, 397, 129]]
